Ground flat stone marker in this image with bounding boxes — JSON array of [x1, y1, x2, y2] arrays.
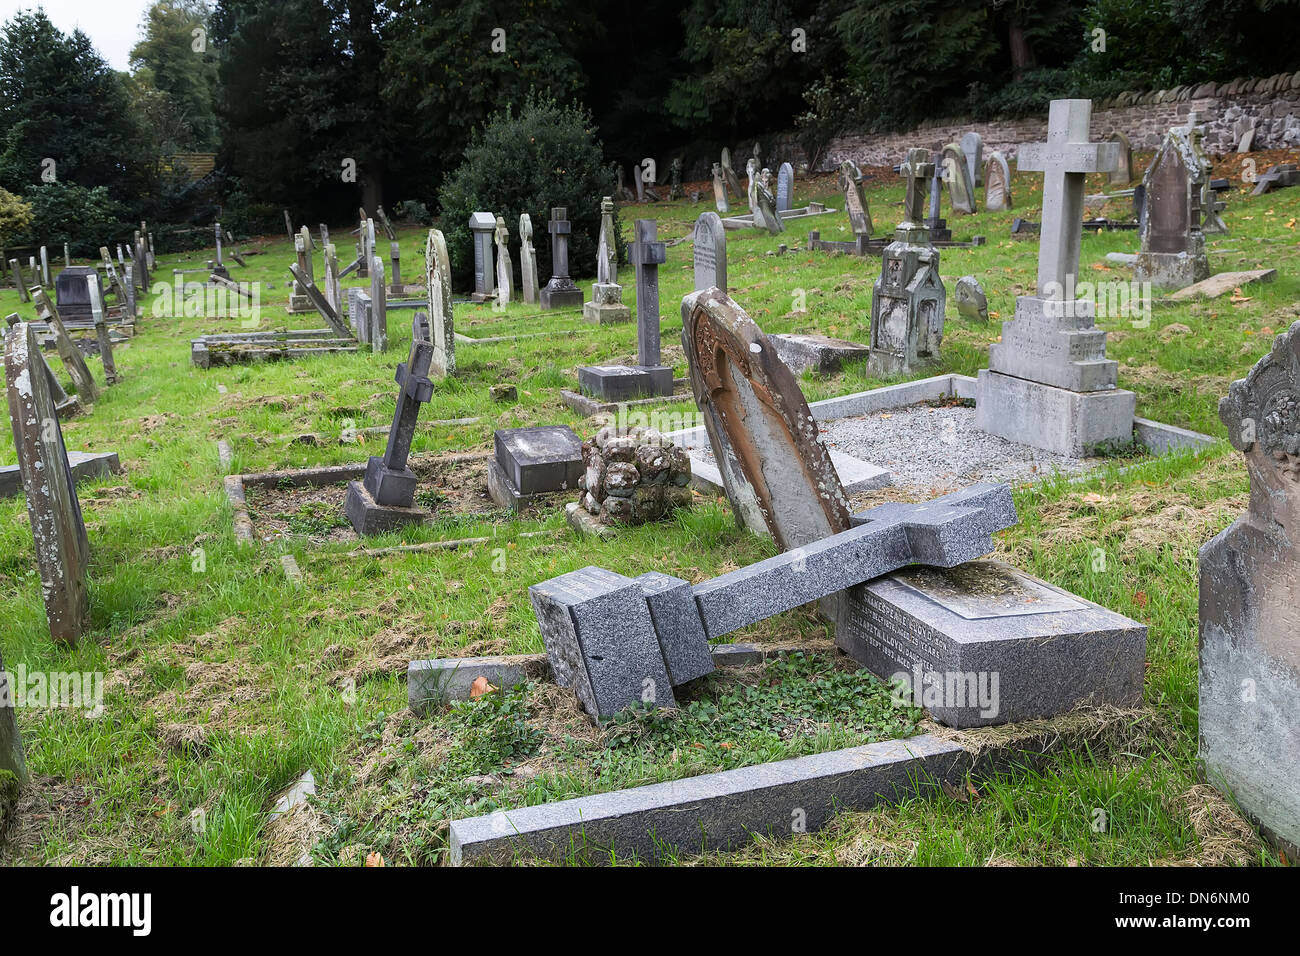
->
[[539, 207, 584, 309], [769, 333, 870, 375], [425, 228, 455, 377], [976, 98, 1135, 458], [1167, 268, 1276, 301], [5, 321, 91, 642], [487, 425, 583, 510], [519, 214, 540, 305], [834, 560, 1146, 728], [450, 734, 969, 865], [692, 211, 727, 292], [1201, 319, 1300, 858], [408, 655, 547, 715], [681, 287, 852, 550], [469, 212, 496, 301], [344, 313, 436, 534], [0, 450, 120, 498]]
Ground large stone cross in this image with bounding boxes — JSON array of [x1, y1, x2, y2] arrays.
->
[[1016, 99, 1118, 296], [630, 219, 666, 366], [897, 148, 936, 228], [382, 325, 435, 478]]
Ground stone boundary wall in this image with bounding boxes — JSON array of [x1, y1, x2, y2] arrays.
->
[[819, 71, 1300, 172]]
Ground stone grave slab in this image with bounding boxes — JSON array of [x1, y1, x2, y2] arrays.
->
[[769, 333, 870, 376], [1200, 320, 1300, 858], [0, 450, 121, 498], [5, 321, 91, 642], [833, 560, 1146, 728], [1167, 269, 1276, 301], [577, 364, 674, 402], [487, 425, 583, 510]]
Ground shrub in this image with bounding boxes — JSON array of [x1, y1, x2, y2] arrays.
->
[[7, 181, 127, 257], [438, 92, 618, 288], [0, 187, 33, 249]]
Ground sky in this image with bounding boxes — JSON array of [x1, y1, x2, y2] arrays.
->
[[0, 0, 155, 71]]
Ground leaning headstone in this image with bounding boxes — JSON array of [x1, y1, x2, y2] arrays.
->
[[954, 275, 988, 322], [345, 314, 436, 534], [425, 228, 455, 377], [539, 207, 584, 309], [720, 148, 744, 199], [681, 287, 852, 549], [1201, 320, 1300, 859], [975, 98, 1135, 458], [368, 255, 388, 351], [519, 214, 540, 305], [1134, 117, 1211, 290], [632, 161, 645, 203], [0, 644, 26, 791], [577, 219, 671, 400], [984, 151, 1012, 211], [288, 234, 312, 312], [5, 322, 91, 642], [583, 197, 630, 324], [840, 160, 873, 237], [692, 211, 727, 292], [711, 163, 730, 214], [32, 289, 98, 402], [86, 277, 118, 384], [494, 215, 513, 308], [942, 142, 976, 214], [9, 259, 28, 303], [776, 162, 794, 212], [1108, 131, 1135, 185], [468, 212, 497, 302], [868, 148, 945, 375], [961, 131, 984, 187]]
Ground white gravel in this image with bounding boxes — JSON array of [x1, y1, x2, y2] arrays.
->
[[820, 403, 1099, 492]]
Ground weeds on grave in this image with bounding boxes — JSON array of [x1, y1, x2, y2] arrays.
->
[[279, 500, 348, 535]]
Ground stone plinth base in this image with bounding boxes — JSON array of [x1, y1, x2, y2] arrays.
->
[[975, 369, 1135, 457]]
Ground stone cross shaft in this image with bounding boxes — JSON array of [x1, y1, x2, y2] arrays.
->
[[548, 208, 572, 279], [898, 148, 936, 226], [631, 219, 666, 366], [1016, 99, 1118, 296], [383, 333, 435, 474]]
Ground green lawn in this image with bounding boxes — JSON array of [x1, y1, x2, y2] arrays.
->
[[1, 161, 1296, 865]]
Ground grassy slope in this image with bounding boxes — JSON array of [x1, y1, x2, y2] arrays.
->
[[0, 157, 1297, 865]]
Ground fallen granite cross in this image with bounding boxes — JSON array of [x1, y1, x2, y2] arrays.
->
[[530, 482, 1018, 720]]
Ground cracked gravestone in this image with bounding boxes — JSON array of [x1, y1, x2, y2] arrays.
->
[[5, 321, 91, 642]]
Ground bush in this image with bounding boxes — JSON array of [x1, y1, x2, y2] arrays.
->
[[0, 187, 33, 249], [7, 181, 128, 258], [219, 177, 284, 240], [438, 92, 617, 288]]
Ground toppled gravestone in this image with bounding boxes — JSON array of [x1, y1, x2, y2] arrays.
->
[[578, 425, 692, 525]]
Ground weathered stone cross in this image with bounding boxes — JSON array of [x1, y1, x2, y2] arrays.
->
[[380, 321, 436, 483], [547, 208, 572, 280], [897, 147, 936, 228], [1016, 99, 1118, 296], [630, 218, 666, 366]]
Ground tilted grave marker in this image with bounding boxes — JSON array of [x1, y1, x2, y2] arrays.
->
[[1201, 320, 1300, 858], [711, 162, 730, 214], [425, 228, 455, 377], [494, 216, 513, 308], [32, 288, 98, 403], [86, 277, 118, 385], [5, 322, 91, 642], [368, 254, 388, 351], [9, 259, 29, 302], [975, 98, 1135, 458], [519, 214, 540, 305], [344, 313, 437, 535], [840, 160, 873, 238]]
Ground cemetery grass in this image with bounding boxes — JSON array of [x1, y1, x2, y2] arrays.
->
[[0, 160, 1296, 865]]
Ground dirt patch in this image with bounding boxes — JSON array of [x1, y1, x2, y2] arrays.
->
[[1, 776, 169, 865], [243, 452, 499, 543]]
